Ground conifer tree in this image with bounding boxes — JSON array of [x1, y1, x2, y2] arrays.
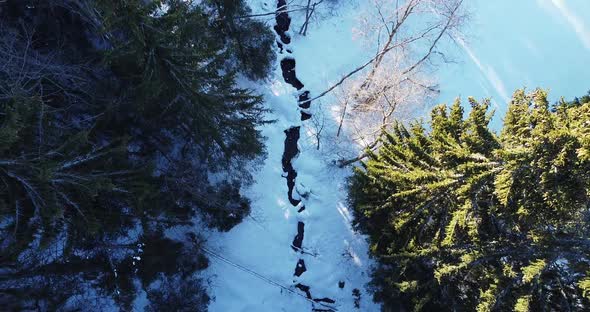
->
[[98, 0, 268, 160], [350, 89, 590, 311], [204, 0, 276, 80], [0, 0, 274, 308]]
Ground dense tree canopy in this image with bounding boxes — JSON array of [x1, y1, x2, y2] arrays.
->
[[350, 89, 590, 311], [0, 0, 274, 309]]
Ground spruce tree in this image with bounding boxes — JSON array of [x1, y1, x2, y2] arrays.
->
[[0, 0, 274, 309], [204, 0, 276, 80], [98, 0, 268, 160], [350, 89, 590, 311]]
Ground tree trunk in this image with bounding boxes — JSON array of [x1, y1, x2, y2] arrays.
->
[[299, 0, 316, 36], [337, 139, 380, 167]]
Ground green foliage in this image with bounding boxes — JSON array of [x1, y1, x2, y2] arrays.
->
[[98, 0, 268, 160], [514, 295, 531, 312], [350, 89, 590, 311], [560, 90, 590, 108], [520, 259, 546, 284], [476, 282, 498, 312], [580, 275, 590, 300], [198, 181, 252, 231], [0, 0, 273, 309], [204, 0, 276, 80], [0, 93, 146, 259]]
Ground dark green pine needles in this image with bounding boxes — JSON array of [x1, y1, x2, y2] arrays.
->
[[349, 89, 590, 311], [0, 0, 274, 309]]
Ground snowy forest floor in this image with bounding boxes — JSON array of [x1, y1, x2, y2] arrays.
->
[[204, 0, 381, 311]]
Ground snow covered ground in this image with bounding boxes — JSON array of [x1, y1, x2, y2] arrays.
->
[[204, 1, 381, 311], [204, 1, 590, 311]]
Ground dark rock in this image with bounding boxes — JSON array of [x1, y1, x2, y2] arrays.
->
[[280, 58, 304, 90], [294, 259, 307, 276], [295, 283, 312, 299], [274, 25, 291, 45], [275, 0, 291, 44], [352, 288, 361, 309], [277, 41, 283, 53], [313, 297, 336, 304], [298, 91, 311, 108], [282, 127, 301, 206], [291, 221, 305, 251], [301, 111, 312, 121]]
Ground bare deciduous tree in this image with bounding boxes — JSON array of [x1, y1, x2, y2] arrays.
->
[[236, 0, 341, 36], [308, 104, 326, 150], [298, 0, 325, 35], [307, 0, 468, 166]]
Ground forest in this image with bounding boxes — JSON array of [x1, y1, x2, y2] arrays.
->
[[350, 91, 590, 311], [0, 0, 589, 311], [0, 0, 274, 310]]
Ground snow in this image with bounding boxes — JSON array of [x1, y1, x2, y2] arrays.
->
[[204, 0, 590, 310], [205, 1, 380, 311]]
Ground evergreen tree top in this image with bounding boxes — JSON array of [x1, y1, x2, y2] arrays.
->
[[350, 88, 590, 311]]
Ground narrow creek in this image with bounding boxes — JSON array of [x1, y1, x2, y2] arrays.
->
[[274, 1, 337, 310]]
